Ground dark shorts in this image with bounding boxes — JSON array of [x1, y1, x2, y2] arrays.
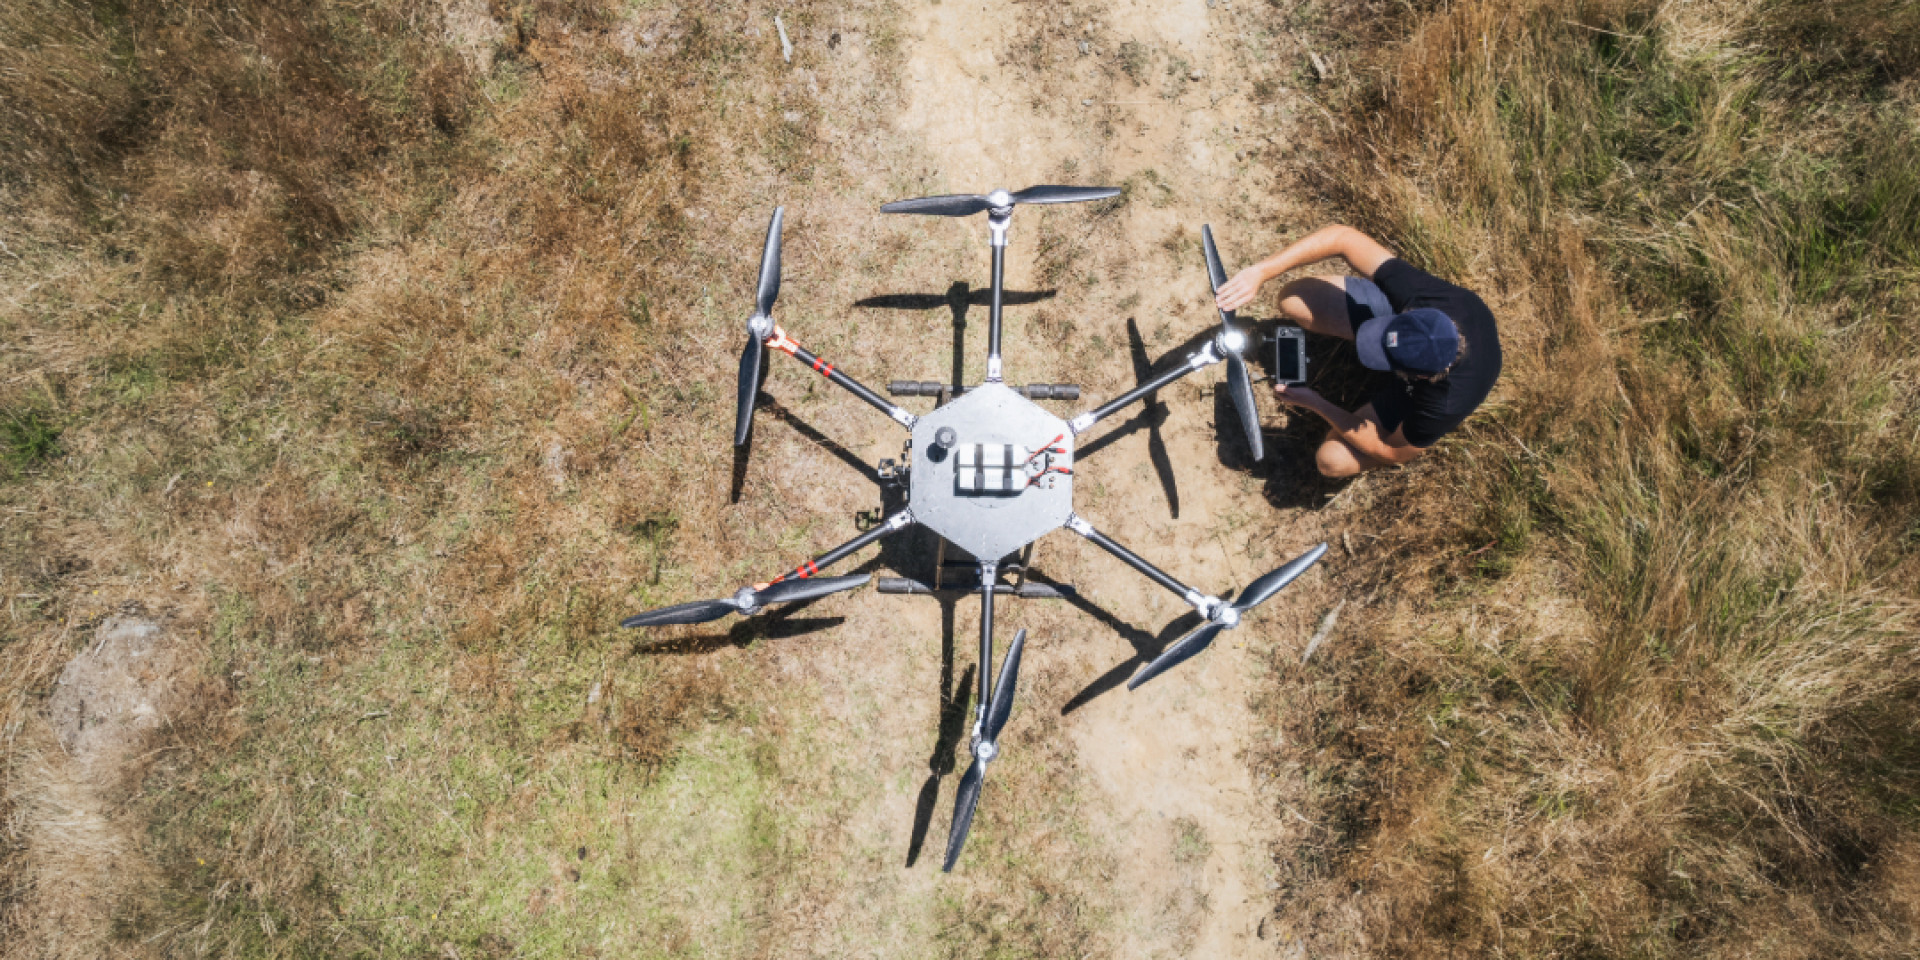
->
[[1342, 275, 1394, 328]]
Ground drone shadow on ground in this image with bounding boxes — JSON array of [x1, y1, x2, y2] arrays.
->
[[628, 602, 849, 656], [854, 281, 1056, 388], [732, 397, 882, 503], [906, 653, 973, 868], [1073, 317, 1182, 518], [852, 511, 990, 868], [1012, 571, 1207, 715]]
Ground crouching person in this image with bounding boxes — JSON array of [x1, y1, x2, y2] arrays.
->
[[1214, 225, 1502, 477]]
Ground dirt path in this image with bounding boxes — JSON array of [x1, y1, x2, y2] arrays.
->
[[872, 1, 1329, 955]]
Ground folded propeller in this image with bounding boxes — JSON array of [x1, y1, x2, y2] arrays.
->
[[735, 207, 785, 446], [1128, 543, 1328, 689], [1202, 224, 1265, 462], [944, 628, 1025, 872], [619, 573, 870, 628]]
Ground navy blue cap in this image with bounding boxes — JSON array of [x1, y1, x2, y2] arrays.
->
[[1355, 307, 1460, 375]]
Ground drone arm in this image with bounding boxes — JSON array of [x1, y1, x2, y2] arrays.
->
[[977, 561, 997, 722], [1065, 515, 1216, 614], [760, 510, 916, 588], [986, 213, 1009, 382], [1067, 342, 1221, 436], [768, 328, 919, 430]]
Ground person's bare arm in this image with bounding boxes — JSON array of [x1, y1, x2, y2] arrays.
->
[[1272, 385, 1424, 467], [1214, 225, 1398, 312]]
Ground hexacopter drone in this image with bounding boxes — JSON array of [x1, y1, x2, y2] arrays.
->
[[621, 186, 1328, 870]]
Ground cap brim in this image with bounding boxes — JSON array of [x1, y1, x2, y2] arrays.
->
[[1354, 313, 1394, 371]]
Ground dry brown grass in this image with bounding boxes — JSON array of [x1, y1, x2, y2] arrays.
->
[[1257, 0, 1920, 956], [0, 0, 939, 953]]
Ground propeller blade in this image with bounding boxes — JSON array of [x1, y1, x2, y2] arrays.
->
[[942, 757, 986, 872], [620, 598, 742, 628], [756, 207, 784, 317], [1202, 223, 1238, 328], [735, 333, 765, 446], [1127, 620, 1226, 690], [1201, 224, 1231, 292], [1009, 185, 1121, 205], [1233, 543, 1329, 612], [984, 629, 1025, 743], [754, 573, 872, 606], [881, 194, 994, 217], [1224, 352, 1265, 461]]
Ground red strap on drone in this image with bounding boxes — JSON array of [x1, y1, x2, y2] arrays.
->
[[760, 558, 818, 588], [811, 357, 834, 378], [1025, 433, 1066, 464]]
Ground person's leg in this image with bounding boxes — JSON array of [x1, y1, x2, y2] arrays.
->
[[1274, 276, 1358, 340], [1315, 404, 1390, 478]]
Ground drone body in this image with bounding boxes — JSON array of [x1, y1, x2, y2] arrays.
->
[[622, 188, 1326, 871], [908, 383, 1074, 561]]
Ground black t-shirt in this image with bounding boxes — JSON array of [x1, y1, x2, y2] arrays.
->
[[1366, 259, 1502, 448]]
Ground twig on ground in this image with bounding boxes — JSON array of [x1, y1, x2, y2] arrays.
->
[[1302, 600, 1344, 664], [1296, 32, 1330, 80], [775, 15, 793, 63]]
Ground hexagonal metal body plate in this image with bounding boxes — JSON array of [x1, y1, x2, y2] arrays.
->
[[909, 383, 1074, 563]]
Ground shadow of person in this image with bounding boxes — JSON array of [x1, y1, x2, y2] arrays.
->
[[1253, 320, 1383, 509]]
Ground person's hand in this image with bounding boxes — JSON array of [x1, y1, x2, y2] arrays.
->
[[1273, 383, 1323, 410], [1214, 266, 1267, 313]]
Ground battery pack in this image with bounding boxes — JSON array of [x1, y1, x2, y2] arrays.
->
[[955, 444, 1032, 495]]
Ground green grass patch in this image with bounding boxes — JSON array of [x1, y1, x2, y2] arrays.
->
[[0, 405, 59, 471]]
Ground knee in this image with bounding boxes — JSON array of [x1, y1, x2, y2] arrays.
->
[[1315, 440, 1364, 478], [1274, 279, 1317, 323]]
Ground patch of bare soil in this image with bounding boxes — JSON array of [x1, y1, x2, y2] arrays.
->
[[10, 615, 199, 959]]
